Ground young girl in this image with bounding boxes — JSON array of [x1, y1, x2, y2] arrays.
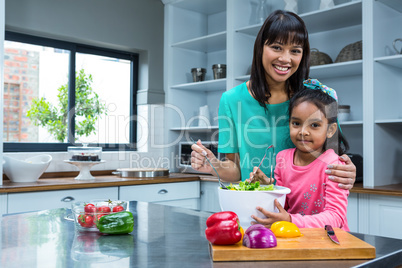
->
[[250, 79, 350, 231]]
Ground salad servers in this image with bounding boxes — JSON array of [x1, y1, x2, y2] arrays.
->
[[190, 138, 228, 190], [251, 144, 275, 182]]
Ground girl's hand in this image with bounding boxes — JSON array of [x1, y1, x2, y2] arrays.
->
[[326, 154, 356, 190], [190, 139, 217, 174], [250, 199, 291, 228], [246, 167, 273, 185]]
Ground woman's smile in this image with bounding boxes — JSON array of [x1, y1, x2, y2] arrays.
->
[[273, 64, 291, 74]]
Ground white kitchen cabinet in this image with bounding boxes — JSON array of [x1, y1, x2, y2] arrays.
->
[[346, 192, 402, 239], [347, 192, 359, 232], [366, 194, 402, 239], [7, 187, 118, 214], [0, 193, 6, 216], [119, 181, 200, 210], [200, 180, 221, 213]]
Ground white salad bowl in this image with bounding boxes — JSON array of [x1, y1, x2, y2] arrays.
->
[[3, 154, 52, 182], [218, 186, 291, 229]]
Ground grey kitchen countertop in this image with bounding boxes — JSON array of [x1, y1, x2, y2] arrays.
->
[[1, 201, 402, 268]]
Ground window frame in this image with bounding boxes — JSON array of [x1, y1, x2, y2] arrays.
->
[[3, 31, 138, 152]]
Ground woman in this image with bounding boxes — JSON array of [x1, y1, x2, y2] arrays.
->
[[191, 10, 356, 190]]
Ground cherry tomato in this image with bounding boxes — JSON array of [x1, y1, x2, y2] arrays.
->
[[97, 206, 111, 213], [78, 214, 94, 228], [84, 203, 96, 213], [112, 205, 124, 212], [95, 214, 104, 223]]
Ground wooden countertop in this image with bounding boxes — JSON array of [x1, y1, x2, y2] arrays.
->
[[350, 182, 402, 197], [1, 172, 402, 197], [0, 173, 200, 193]]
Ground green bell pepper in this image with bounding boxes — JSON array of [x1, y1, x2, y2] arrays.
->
[[96, 211, 134, 234]]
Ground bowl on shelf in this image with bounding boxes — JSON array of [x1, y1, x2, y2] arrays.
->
[[71, 199, 128, 232], [338, 105, 351, 122], [3, 154, 52, 182], [218, 185, 291, 228]]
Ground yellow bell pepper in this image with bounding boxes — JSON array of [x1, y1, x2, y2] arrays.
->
[[270, 221, 302, 238], [237, 225, 244, 244]]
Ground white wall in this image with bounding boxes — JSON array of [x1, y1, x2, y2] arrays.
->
[[5, 0, 165, 104], [2, 0, 168, 173]]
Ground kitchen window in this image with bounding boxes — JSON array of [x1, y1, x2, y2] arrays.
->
[[3, 32, 138, 152]]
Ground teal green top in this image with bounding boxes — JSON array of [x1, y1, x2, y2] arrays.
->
[[218, 82, 294, 181]]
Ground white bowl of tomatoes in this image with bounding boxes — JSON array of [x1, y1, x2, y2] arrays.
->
[[72, 199, 128, 232]]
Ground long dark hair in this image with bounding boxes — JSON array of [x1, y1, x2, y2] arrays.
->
[[288, 89, 349, 156], [250, 10, 310, 111]]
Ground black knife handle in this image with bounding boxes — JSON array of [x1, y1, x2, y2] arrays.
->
[[325, 225, 335, 235]]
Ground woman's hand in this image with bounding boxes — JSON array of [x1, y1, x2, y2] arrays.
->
[[250, 199, 291, 228], [246, 167, 273, 185], [191, 139, 217, 174], [326, 154, 356, 190]]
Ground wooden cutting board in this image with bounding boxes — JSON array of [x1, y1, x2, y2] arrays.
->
[[209, 228, 376, 261]]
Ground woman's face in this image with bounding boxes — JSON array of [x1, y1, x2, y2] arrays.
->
[[289, 101, 335, 156], [262, 40, 303, 86]]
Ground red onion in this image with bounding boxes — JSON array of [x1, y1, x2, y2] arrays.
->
[[243, 224, 277, 248]]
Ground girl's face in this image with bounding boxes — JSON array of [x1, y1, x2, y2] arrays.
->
[[289, 101, 336, 155], [262, 39, 303, 86]]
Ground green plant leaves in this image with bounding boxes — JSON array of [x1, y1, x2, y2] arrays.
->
[[26, 69, 107, 142]]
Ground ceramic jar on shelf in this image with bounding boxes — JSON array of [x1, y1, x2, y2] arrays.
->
[[283, 0, 298, 13]]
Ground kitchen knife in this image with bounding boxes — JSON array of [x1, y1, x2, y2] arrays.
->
[[325, 225, 340, 245]]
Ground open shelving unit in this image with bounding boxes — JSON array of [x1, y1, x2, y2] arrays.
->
[[163, 0, 401, 187]]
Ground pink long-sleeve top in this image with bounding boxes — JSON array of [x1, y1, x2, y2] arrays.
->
[[275, 148, 349, 231]]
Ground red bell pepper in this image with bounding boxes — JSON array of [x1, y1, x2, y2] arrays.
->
[[205, 211, 242, 245]]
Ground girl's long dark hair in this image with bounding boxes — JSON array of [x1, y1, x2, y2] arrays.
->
[[250, 10, 310, 111], [289, 89, 349, 156]]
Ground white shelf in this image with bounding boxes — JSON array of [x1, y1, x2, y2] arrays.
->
[[235, 61, 362, 81], [374, 55, 402, 69], [377, 0, 402, 13], [301, 1, 362, 34], [339, 120, 363, 126], [310, 60, 363, 79], [170, 126, 219, 132], [235, 75, 250, 82], [235, 24, 262, 37], [236, 1, 362, 36], [375, 119, 402, 124], [171, 31, 226, 53], [171, 79, 226, 91]]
